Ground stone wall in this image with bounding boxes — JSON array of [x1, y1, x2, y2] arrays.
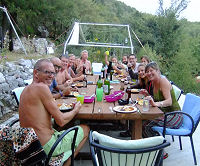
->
[[0, 59, 35, 117], [13, 37, 55, 55]]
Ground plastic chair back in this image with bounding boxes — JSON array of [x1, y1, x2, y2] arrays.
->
[[89, 131, 170, 166], [12, 87, 25, 105], [182, 93, 200, 131], [172, 84, 183, 101]]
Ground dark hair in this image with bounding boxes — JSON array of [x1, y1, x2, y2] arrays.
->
[[145, 61, 160, 73], [60, 53, 69, 60], [128, 54, 136, 59], [34, 59, 51, 70], [141, 55, 150, 63]]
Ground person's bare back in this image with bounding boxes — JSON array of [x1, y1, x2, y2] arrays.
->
[[19, 82, 54, 145]]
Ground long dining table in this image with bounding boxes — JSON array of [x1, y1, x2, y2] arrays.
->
[[56, 75, 163, 140]]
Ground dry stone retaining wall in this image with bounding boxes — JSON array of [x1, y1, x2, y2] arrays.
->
[[0, 59, 36, 117]]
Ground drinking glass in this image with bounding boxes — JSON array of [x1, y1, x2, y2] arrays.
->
[[96, 88, 103, 102], [76, 95, 84, 104], [143, 99, 149, 111]]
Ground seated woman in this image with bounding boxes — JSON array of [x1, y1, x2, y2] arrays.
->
[[141, 55, 150, 65], [131, 63, 153, 96], [120, 63, 153, 137], [142, 62, 183, 138]]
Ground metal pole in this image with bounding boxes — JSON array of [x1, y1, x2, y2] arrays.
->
[[63, 22, 76, 55], [1, 7, 27, 56], [127, 25, 134, 53], [80, 22, 129, 27]]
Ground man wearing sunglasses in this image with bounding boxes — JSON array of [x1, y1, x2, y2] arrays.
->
[[19, 59, 89, 166]]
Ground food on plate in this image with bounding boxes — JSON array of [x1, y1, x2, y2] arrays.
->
[[70, 91, 79, 96], [121, 106, 135, 112], [131, 89, 140, 93], [116, 74, 124, 78], [58, 103, 73, 110], [76, 83, 83, 87], [113, 106, 137, 113], [137, 98, 144, 105]]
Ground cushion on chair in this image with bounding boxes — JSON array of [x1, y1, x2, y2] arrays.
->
[[92, 131, 165, 166], [92, 131, 164, 149], [182, 93, 200, 130], [152, 126, 191, 136]]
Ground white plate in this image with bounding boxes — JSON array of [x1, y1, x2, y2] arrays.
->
[[113, 106, 137, 113]]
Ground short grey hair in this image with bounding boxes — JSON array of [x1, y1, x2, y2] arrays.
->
[[81, 50, 88, 54], [34, 59, 52, 70]]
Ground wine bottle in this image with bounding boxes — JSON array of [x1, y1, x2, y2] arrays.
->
[[101, 66, 105, 79], [97, 75, 103, 88], [83, 64, 86, 75], [83, 75, 87, 87], [126, 87, 131, 102], [103, 73, 110, 95], [110, 70, 114, 81]]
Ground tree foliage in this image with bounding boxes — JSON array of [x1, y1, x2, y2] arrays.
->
[[0, 0, 199, 93]]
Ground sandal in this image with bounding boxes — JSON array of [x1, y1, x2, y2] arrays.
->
[[119, 130, 131, 137], [163, 152, 168, 159]]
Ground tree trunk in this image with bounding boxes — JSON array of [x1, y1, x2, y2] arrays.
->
[[9, 23, 13, 51]]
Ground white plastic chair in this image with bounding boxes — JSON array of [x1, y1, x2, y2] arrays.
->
[[12, 87, 25, 105], [92, 63, 103, 75]]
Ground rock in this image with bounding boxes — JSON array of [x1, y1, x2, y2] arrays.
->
[[0, 83, 10, 92], [0, 100, 4, 107], [17, 59, 33, 68], [0, 72, 5, 83], [33, 38, 48, 54], [16, 78, 24, 87]]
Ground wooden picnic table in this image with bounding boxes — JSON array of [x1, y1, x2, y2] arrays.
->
[[56, 75, 163, 139]]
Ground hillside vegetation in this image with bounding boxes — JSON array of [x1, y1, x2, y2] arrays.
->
[[0, 0, 199, 94]]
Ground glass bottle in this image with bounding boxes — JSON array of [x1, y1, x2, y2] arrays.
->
[[103, 73, 110, 95], [101, 66, 105, 79], [83, 75, 87, 87], [97, 75, 103, 88], [110, 70, 114, 81]]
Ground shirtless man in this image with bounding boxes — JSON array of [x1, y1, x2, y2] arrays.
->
[[56, 55, 73, 86], [50, 57, 72, 99], [62, 54, 84, 82], [77, 50, 92, 74], [19, 59, 89, 166]]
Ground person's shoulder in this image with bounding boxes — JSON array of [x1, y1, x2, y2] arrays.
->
[[86, 60, 91, 64], [31, 82, 49, 90], [160, 76, 171, 87]]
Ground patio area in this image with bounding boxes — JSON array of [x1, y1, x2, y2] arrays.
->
[[1, 94, 199, 165], [74, 94, 200, 166], [73, 124, 200, 166]]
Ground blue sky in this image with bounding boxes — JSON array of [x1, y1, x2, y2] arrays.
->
[[118, 0, 200, 22]]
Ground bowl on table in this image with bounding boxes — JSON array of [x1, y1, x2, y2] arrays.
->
[[84, 96, 95, 103], [105, 91, 124, 102]]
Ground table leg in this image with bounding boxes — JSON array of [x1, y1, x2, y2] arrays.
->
[[131, 119, 142, 140]]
